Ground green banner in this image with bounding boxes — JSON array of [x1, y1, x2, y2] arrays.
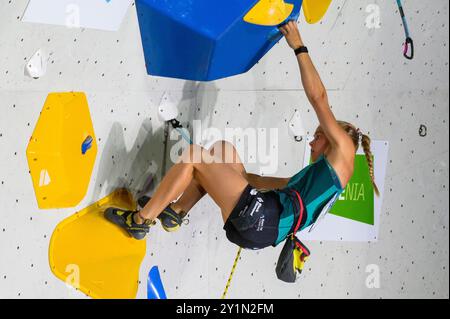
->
[[329, 155, 375, 225]]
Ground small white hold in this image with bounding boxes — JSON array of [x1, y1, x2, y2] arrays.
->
[[25, 49, 48, 79], [288, 110, 306, 141], [158, 92, 179, 122]]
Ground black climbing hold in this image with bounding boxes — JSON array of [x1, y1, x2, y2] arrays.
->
[[419, 124, 427, 137]]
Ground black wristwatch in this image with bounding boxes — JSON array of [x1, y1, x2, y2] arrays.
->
[[294, 46, 308, 56]]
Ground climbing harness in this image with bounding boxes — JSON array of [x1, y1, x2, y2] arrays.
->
[[221, 247, 242, 299], [395, 0, 414, 60]]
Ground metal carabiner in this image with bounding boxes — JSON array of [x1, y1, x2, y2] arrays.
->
[[403, 37, 414, 60]]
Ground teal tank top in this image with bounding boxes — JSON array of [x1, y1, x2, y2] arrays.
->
[[275, 154, 343, 245]]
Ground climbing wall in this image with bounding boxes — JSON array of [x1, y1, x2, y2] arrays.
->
[[0, 0, 448, 299]]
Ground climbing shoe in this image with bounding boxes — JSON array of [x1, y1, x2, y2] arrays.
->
[[104, 207, 155, 240], [137, 196, 188, 233]]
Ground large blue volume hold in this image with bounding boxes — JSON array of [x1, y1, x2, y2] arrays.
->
[[136, 0, 302, 81]]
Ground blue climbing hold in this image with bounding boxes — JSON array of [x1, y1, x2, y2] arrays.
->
[[136, 0, 302, 81], [147, 266, 167, 299], [81, 136, 93, 155]]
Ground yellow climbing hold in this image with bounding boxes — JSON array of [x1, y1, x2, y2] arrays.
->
[[26, 92, 97, 209], [244, 0, 294, 26], [49, 189, 146, 299], [303, 0, 332, 24]]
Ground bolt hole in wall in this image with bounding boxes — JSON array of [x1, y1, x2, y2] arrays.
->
[[0, 0, 448, 300]]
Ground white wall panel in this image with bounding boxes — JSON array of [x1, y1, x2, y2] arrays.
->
[[0, 0, 448, 299]]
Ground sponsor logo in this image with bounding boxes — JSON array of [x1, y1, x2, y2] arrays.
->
[[249, 197, 263, 217], [256, 216, 265, 232]]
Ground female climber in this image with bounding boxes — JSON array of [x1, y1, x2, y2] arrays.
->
[[105, 21, 379, 249]]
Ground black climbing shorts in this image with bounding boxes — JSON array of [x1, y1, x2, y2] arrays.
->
[[223, 184, 282, 250]]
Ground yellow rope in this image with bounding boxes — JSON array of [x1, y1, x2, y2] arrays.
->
[[221, 247, 242, 299]]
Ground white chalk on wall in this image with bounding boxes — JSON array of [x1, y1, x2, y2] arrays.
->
[[21, 0, 133, 31]]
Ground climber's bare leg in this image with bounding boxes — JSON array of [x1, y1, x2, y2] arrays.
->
[[137, 143, 249, 223], [172, 140, 248, 214], [171, 179, 206, 214]]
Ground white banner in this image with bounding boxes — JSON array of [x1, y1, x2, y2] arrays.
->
[[22, 0, 132, 31]]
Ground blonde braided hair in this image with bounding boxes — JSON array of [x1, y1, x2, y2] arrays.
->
[[337, 121, 380, 197]]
